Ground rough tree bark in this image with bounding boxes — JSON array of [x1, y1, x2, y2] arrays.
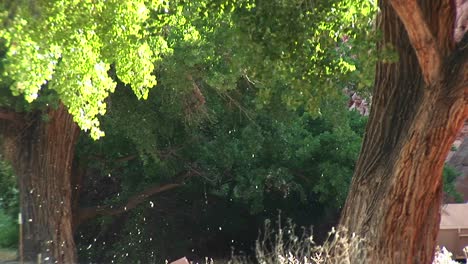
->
[[340, 0, 467, 263], [1, 104, 79, 263]]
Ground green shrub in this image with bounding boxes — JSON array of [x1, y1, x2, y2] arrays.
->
[[0, 156, 18, 248], [0, 208, 18, 248], [0, 156, 18, 218], [443, 165, 463, 203]]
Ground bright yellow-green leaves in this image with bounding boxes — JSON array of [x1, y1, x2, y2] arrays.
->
[[0, 0, 377, 138], [1, 0, 164, 138]]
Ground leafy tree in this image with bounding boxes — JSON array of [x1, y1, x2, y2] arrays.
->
[[0, 0, 168, 261]]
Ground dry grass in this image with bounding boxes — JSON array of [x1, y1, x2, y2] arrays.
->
[[220, 218, 468, 264], [0, 248, 17, 261], [226, 217, 367, 264]]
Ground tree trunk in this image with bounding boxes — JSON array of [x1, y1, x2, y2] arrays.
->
[[1, 104, 79, 263], [339, 0, 467, 263]]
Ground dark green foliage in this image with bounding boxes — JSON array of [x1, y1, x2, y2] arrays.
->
[[74, 77, 367, 261], [0, 157, 18, 248], [0, 157, 17, 218], [195, 101, 364, 212], [443, 165, 463, 202], [0, 209, 17, 248]]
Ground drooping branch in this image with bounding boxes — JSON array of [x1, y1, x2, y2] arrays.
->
[[90, 154, 138, 164], [75, 182, 181, 227], [114, 155, 137, 163], [390, 0, 442, 84], [0, 108, 22, 123], [74, 167, 201, 228]]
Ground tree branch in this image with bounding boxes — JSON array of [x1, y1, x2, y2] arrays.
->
[[90, 154, 137, 163], [75, 182, 181, 227], [0, 109, 21, 122], [390, 0, 442, 84], [74, 167, 202, 228]]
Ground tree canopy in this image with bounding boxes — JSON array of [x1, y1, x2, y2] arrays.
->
[[0, 0, 376, 138]]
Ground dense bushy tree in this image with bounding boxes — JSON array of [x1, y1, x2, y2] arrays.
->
[[72, 77, 366, 262]]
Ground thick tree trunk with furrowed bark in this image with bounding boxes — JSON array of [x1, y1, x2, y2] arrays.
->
[[1, 104, 79, 263], [340, 0, 467, 263]]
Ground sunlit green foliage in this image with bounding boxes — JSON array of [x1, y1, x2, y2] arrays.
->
[[0, 0, 167, 138], [0, 0, 377, 139]]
